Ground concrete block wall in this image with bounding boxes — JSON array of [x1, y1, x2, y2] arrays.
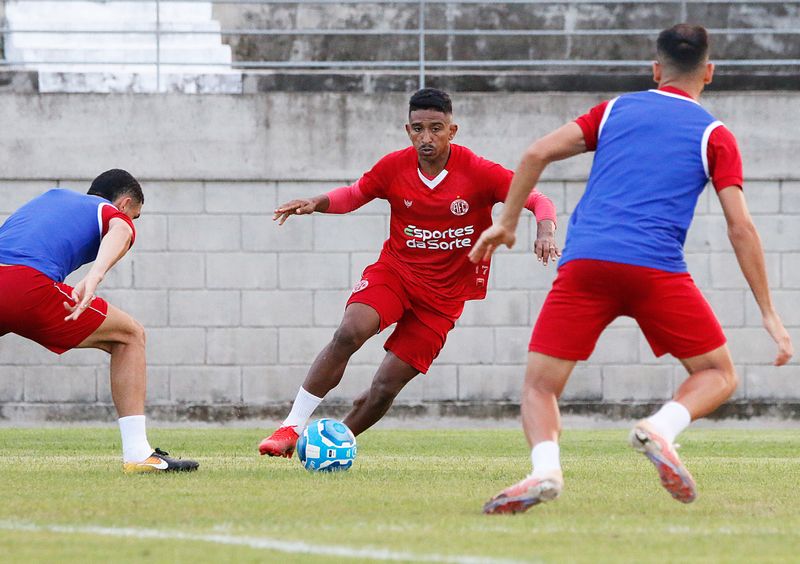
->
[[0, 90, 798, 422], [3, 175, 800, 421]]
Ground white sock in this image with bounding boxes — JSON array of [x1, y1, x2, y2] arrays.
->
[[118, 415, 153, 463], [530, 441, 561, 476], [647, 401, 691, 444], [282, 387, 323, 431]]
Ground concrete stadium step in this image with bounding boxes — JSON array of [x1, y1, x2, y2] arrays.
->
[[5, 1, 213, 22], [6, 21, 222, 31], [6, 46, 233, 65], [7, 28, 225, 50], [7, 31, 226, 50], [3, 0, 238, 91], [4, 0, 230, 66]]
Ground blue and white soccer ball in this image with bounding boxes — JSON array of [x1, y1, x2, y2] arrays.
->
[[297, 418, 357, 472]]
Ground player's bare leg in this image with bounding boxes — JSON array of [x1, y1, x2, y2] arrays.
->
[[485, 352, 575, 514], [630, 344, 737, 502], [301, 303, 382, 398], [76, 304, 147, 417], [520, 352, 576, 447], [259, 303, 381, 457], [77, 305, 198, 473], [674, 344, 738, 419], [343, 352, 420, 436]]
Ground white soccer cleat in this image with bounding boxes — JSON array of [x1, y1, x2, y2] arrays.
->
[[483, 470, 563, 515]]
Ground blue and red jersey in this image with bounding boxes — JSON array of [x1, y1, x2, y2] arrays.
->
[[0, 188, 135, 282], [563, 87, 743, 273]]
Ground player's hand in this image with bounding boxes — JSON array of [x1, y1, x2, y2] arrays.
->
[[273, 199, 317, 225], [63, 276, 100, 321], [534, 220, 559, 266], [469, 224, 516, 263], [763, 311, 793, 366]]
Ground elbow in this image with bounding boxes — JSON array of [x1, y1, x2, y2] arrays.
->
[[521, 144, 550, 168], [727, 220, 759, 248]]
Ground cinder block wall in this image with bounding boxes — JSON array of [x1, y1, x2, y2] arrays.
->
[[0, 90, 798, 422]]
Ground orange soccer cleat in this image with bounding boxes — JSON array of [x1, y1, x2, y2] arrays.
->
[[629, 419, 697, 503], [483, 470, 563, 515]]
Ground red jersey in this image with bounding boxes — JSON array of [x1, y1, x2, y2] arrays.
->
[[326, 144, 557, 301]]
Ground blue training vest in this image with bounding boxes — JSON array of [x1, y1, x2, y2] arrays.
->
[[560, 89, 723, 273], [0, 189, 116, 282]]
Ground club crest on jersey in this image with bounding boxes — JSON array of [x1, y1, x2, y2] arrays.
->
[[404, 199, 413, 208], [352, 279, 369, 294], [450, 199, 469, 216]]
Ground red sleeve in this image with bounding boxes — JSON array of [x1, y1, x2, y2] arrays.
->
[[707, 125, 743, 192], [490, 164, 558, 228], [574, 101, 609, 152], [485, 160, 514, 201], [326, 151, 403, 213], [523, 190, 558, 228], [101, 204, 135, 247], [325, 179, 376, 214]]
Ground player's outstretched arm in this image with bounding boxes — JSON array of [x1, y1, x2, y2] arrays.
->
[[718, 185, 793, 366], [469, 122, 585, 264], [64, 218, 133, 321], [273, 195, 330, 225]]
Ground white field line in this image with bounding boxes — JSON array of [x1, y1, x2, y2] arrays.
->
[[0, 520, 543, 564]]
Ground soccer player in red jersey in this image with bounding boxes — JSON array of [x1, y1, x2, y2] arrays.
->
[[259, 88, 559, 457], [471, 24, 792, 514], [0, 170, 198, 473]]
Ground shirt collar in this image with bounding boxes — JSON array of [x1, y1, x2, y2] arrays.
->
[[658, 86, 693, 99]]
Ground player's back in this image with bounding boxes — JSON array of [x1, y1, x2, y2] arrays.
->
[[0, 189, 109, 282], [561, 89, 722, 274]]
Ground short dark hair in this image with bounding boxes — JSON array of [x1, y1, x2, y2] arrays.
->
[[409, 88, 452, 115], [657, 24, 709, 73], [87, 169, 144, 205]]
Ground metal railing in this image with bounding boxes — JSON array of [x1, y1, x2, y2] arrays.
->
[[2, 0, 800, 89]]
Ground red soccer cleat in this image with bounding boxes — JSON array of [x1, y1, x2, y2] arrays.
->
[[259, 425, 300, 458], [483, 470, 563, 515], [629, 419, 697, 503]]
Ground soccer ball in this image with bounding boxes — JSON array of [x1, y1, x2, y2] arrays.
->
[[297, 418, 357, 472]]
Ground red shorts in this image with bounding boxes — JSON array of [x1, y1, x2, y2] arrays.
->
[[347, 262, 464, 373], [0, 265, 108, 354], [530, 259, 726, 361]]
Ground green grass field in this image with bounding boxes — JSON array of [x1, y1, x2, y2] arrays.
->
[[0, 427, 799, 564]]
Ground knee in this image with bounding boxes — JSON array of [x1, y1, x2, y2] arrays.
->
[[524, 353, 573, 397], [721, 367, 739, 397], [369, 379, 402, 406], [526, 373, 567, 398], [125, 319, 146, 350], [351, 390, 369, 410], [330, 322, 371, 354]]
